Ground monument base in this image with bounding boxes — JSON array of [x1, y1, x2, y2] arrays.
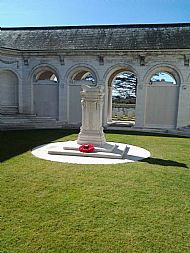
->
[[48, 141, 128, 159], [31, 141, 151, 164], [77, 127, 106, 146]]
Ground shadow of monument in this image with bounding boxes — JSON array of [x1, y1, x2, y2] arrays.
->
[[1, 129, 188, 167], [0, 129, 78, 163], [141, 157, 188, 168]]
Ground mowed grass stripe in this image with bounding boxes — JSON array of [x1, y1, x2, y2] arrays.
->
[[0, 130, 190, 253]]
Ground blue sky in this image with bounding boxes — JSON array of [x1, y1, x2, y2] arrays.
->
[[0, 0, 190, 27]]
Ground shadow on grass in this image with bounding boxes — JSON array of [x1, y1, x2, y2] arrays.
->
[[0, 129, 78, 163], [1, 129, 188, 166], [141, 157, 188, 168]]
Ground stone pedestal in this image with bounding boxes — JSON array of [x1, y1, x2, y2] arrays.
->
[[42, 85, 148, 162], [77, 84, 106, 146]]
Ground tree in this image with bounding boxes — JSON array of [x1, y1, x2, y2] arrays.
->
[[112, 72, 137, 100]]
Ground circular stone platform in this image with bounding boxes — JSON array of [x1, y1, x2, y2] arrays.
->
[[31, 141, 150, 164]]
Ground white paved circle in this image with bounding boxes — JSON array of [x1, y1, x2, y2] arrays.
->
[[31, 141, 150, 164]]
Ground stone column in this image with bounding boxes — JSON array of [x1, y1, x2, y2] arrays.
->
[[135, 82, 146, 127], [176, 83, 190, 128], [58, 81, 64, 121], [107, 86, 113, 122], [77, 84, 106, 146]]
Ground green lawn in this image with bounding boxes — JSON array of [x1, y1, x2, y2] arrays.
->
[[0, 129, 190, 253]]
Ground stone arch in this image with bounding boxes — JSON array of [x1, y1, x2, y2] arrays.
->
[[35, 70, 57, 82], [65, 64, 99, 125], [0, 67, 21, 79], [103, 64, 139, 86], [143, 64, 182, 85], [31, 65, 59, 119], [103, 64, 139, 124], [186, 72, 190, 83], [65, 64, 99, 84], [30, 64, 60, 83], [0, 69, 19, 114], [143, 64, 180, 129]]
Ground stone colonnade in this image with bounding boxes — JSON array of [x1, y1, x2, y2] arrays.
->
[[0, 51, 190, 129]]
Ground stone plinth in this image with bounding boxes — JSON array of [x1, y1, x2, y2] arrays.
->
[[77, 84, 106, 146]]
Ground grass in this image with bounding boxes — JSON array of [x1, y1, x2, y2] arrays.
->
[[0, 129, 190, 253], [112, 115, 135, 121]]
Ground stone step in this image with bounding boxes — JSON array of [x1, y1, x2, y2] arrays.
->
[[0, 114, 63, 129], [0, 123, 63, 130], [0, 119, 57, 124], [178, 126, 190, 132], [0, 115, 56, 123], [106, 123, 190, 137]]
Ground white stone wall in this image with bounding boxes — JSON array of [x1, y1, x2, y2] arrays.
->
[[0, 50, 190, 129], [0, 69, 19, 114], [145, 84, 179, 128], [33, 81, 58, 118]]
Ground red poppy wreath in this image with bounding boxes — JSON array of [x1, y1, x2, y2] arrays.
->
[[79, 144, 94, 153]]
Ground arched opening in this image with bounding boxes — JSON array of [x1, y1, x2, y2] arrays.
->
[[33, 68, 59, 119], [35, 70, 58, 82], [150, 71, 176, 85], [0, 70, 19, 114], [107, 70, 137, 125], [72, 70, 96, 84], [67, 67, 97, 125], [145, 69, 179, 129]]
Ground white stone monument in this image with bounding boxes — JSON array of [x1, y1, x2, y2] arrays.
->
[[45, 83, 130, 159], [32, 83, 150, 163], [77, 84, 106, 146]]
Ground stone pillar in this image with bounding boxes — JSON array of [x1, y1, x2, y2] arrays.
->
[[77, 84, 106, 146], [58, 81, 64, 121], [176, 83, 190, 128], [107, 86, 112, 122], [18, 75, 23, 114], [135, 82, 146, 127]]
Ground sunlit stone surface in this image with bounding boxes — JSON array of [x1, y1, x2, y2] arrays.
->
[[77, 84, 106, 146]]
